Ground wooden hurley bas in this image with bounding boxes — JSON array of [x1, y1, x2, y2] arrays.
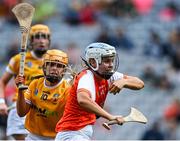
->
[[103, 107, 148, 130]]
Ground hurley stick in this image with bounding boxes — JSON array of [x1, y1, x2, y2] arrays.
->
[[12, 3, 35, 90]]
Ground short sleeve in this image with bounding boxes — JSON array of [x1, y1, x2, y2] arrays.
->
[[77, 70, 96, 101], [24, 80, 37, 105], [6, 54, 20, 75], [109, 72, 124, 83]]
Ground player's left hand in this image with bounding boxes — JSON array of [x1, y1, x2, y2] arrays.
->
[[109, 79, 125, 95], [15, 75, 25, 87]]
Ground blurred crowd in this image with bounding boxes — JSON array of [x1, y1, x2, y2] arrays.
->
[[0, 0, 180, 140]]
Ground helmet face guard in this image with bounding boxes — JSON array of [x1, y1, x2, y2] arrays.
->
[[29, 24, 51, 56], [33, 46, 49, 58], [97, 54, 119, 79], [83, 42, 119, 80], [31, 32, 50, 57], [43, 50, 68, 83], [43, 61, 66, 83]]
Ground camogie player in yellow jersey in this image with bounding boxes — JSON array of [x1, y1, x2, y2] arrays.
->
[[0, 24, 51, 140], [15, 49, 71, 140]]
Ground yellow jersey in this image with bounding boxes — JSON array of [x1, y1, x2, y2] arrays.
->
[[6, 51, 44, 101], [24, 77, 70, 138]]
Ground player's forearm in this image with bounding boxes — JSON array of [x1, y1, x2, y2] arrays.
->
[[0, 72, 13, 98], [123, 76, 144, 90], [17, 90, 29, 117], [78, 93, 113, 120], [0, 79, 8, 115], [0, 80, 6, 98]]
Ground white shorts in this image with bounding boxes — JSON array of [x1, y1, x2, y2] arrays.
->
[[55, 125, 93, 141], [6, 103, 28, 136], [25, 133, 54, 140]]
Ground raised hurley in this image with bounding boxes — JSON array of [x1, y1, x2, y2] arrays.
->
[[12, 3, 35, 90]]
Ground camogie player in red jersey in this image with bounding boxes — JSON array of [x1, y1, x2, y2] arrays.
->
[[55, 42, 144, 140]]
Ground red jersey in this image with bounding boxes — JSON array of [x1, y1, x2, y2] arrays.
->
[[56, 69, 123, 132]]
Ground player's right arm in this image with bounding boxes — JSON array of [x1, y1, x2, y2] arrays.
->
[[77, 71, 124, 124], [77, 91, 124, 125], [15, 75, 30, 117], [0, 72, 13, 115]]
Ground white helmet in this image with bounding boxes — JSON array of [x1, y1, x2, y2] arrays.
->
[[84, 42, 119, 79]]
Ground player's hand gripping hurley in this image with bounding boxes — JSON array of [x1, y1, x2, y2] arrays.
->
[[103, 107, 148, 130], [12, 3, 35, 90]]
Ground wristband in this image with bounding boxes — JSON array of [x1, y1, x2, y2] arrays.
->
[[0, 98, 5, 104]]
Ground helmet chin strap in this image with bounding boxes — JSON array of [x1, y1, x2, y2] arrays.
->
[[34, 49, 47, 57], [46, 75, 62, 84], [30, 42, 50, 57], [93, 70, 114, 80], [43, 66, 62, 84]]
